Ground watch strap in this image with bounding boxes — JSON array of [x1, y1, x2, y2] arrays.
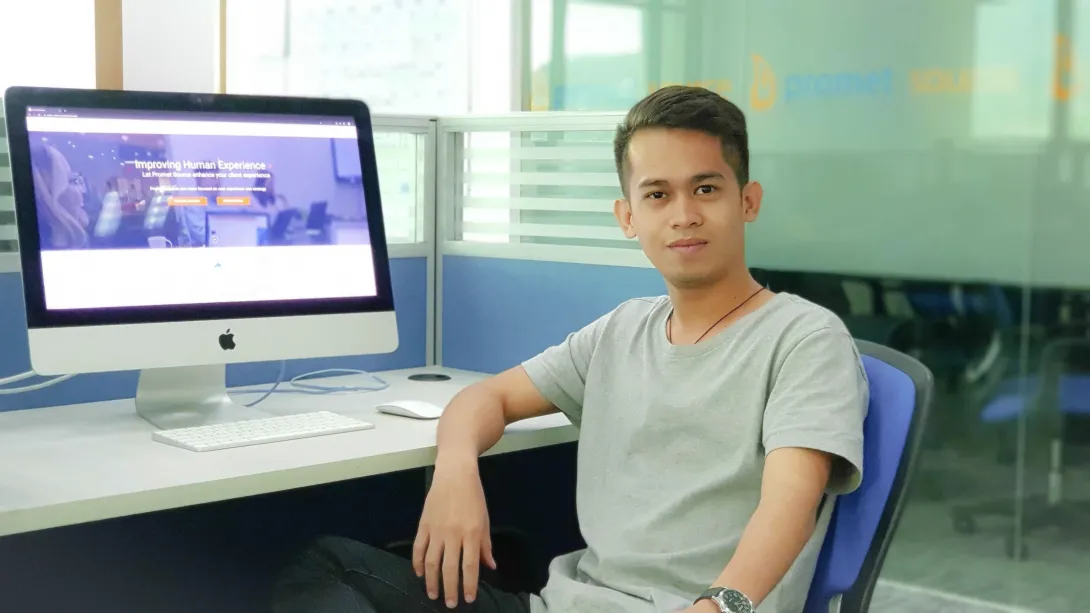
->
[[694, 590, 725, 613]]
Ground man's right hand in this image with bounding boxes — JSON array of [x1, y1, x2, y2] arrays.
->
[[412, 368, 558, 608], [413, 454, 497, 609]]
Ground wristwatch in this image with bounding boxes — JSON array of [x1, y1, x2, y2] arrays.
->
[[695, 587, 755, 613]]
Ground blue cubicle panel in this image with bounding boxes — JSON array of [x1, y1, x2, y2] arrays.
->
[[441, 255, 665, 372], [0, 257, 429, 412]]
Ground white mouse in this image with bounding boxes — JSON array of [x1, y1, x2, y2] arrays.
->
[[375, 399, 444, 420]]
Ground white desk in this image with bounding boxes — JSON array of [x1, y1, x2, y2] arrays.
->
[[0, 367, 577, 538]]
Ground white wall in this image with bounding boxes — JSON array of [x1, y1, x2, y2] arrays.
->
[[122, 0, 220, 93], [468, 0, 515, 113], [0, 0, 96, 90]]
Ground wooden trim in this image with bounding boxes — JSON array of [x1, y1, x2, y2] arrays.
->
[[94, 0, 124, 89], [218, 0, 228, 93]]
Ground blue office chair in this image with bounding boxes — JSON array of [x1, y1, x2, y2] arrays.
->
[[804, 340, 933, 613], [951, 336, 1090, 559]]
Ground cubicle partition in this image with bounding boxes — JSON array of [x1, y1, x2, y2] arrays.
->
[[441, 256, 662, 372], [0, 115, 438, 412]]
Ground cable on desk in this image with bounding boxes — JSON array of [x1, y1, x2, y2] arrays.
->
[[289, 369, 389, 394], [0, 371, 35, 387], [240, 360, 287, 407], [232, 363, 389, 406], [0, 363, 386, 401], [0, 373, 74, 395]]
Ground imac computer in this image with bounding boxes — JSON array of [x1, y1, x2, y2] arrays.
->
[[3, 86, 398, 433]]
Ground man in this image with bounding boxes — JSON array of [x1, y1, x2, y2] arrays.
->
[[272, 86, 868, 613]]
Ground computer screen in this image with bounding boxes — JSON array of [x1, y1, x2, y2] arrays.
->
[[6, 88, 396, 381], [24, 107, 376, 311]]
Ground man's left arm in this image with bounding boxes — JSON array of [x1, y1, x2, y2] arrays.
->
[[690, 326, 868, 612]]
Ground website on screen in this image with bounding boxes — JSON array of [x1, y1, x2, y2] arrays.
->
[[25, 108, 376, 310]]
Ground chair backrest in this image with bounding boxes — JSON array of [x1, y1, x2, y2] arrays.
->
[[803, 340, 933, 613]]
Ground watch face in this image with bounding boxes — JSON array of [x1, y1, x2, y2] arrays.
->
[[719, 589, 754, 613]]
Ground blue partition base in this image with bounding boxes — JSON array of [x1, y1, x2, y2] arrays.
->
[[441, 256, 665, 372], [0, 257, 429, 412], [0, 470, 429, 613], [0, 445, 585, 613]]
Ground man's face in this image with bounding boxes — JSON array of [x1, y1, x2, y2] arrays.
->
[[614, 128, 762, 290]]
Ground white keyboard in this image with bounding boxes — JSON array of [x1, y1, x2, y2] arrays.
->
[[152, 411, 375, 452]]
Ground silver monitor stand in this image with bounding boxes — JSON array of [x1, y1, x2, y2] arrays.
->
[[135, 365, 271, 430]]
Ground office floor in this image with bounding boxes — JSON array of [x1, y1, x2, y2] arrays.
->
[[872, 580, 1037, 613], [872, 451, 1090, 613]]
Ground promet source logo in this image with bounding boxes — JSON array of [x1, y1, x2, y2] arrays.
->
[[1054, 34, 1078, 102], [749, 54, 894, 111], [750, 36, 1077, 111]]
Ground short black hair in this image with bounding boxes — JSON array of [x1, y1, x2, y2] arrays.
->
[[613, 85, 749, 195]]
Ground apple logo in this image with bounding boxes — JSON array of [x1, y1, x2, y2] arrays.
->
[[218, 329, 236, 351]]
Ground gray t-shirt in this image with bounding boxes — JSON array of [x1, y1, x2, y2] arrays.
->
[[521, 292, 868, 613]]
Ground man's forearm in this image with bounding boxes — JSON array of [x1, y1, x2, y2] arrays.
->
[[710, 500, 818, 607], [693, 446, 832, 609], [435, 383, 508, 466]]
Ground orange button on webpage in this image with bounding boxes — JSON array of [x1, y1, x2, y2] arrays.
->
[[168, 196, 208, 206], [217, 196, 251, 206]]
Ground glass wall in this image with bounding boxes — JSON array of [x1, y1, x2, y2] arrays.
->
[[529, 0, 1089, 611]]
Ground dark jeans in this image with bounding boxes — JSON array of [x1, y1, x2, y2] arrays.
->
[[272, 536, 532, 613]]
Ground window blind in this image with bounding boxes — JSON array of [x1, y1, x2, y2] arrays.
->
[[442, 115, 638, 253], [0, 98, 16, 255]]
